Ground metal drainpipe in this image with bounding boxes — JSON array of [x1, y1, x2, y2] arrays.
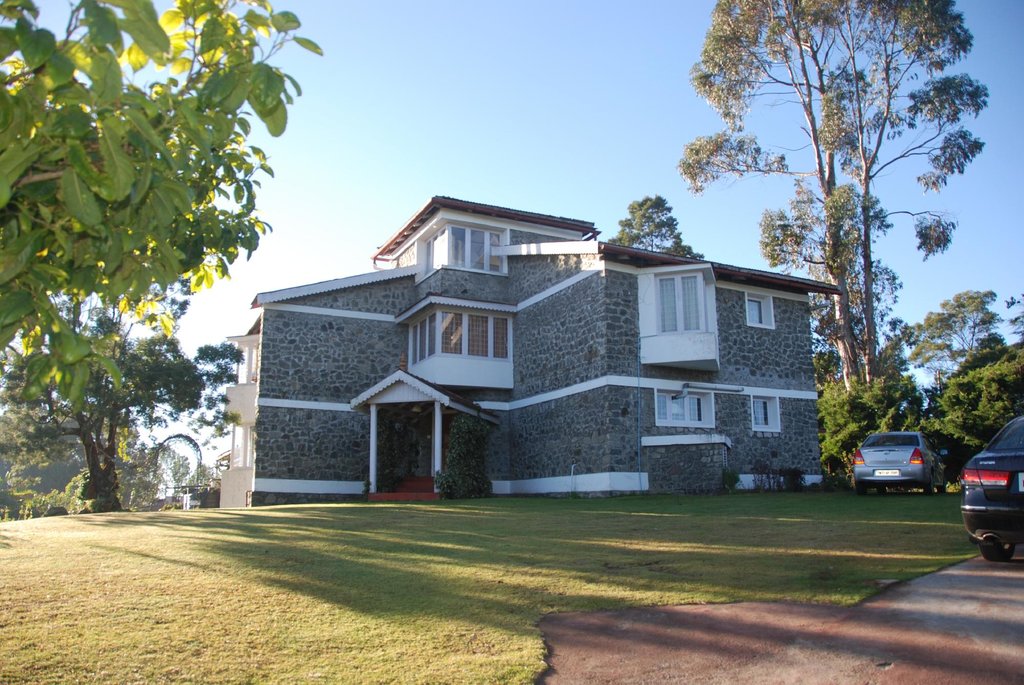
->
[[636, 334, 643, 491]]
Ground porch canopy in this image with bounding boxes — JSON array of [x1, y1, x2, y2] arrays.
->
[[350, 370, 498, 493]]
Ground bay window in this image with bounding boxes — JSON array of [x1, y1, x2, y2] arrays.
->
[[658, 274, 704, 333], [410, 310, 511, 363], [428, 225, 504, 273]]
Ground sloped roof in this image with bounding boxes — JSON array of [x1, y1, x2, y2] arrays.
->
[[253, 265, 419, 306], [598, 243, 839, 296], [373, 196, 599, 263]]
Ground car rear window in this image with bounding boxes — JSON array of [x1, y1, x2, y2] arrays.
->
[[988, 420, 1024, 451], [862, 434, 919, 447]]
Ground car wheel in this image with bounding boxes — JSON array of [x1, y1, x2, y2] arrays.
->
[[923, 480, 934, 495], [979, 540, 1016, 562], [855, 481, 867, 496]]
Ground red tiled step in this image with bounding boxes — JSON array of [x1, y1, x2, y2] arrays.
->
[[367, 491, 439, 502], [395, 476, 435, 493]]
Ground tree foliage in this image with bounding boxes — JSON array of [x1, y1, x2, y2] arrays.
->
[[0, 302, 241, 511], [0, 0, 319, 400], [608, 195, 703, 258], [681, 0, 987, 385], [910, 289, 1004, 380]]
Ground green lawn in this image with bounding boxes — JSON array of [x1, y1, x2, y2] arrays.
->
[[0, 493, 974, 684]]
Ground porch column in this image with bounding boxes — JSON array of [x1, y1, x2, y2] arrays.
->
[[369, 403, 378, 494], [432, 401, 443, 489]]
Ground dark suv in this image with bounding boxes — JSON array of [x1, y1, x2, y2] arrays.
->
[[961, 416, 1024, 562]]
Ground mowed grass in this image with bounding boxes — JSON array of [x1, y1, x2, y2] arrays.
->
[[1, 493, 973, 684]]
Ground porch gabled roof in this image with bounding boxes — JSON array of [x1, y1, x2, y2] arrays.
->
[[350, 370, 499, 423]]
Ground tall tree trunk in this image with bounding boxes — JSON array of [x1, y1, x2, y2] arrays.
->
[[80, 431, 122, 512], [832, 277, 861, 389], [860, 190, 878, 383]]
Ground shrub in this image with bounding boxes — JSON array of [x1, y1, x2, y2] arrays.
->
[[436, 416, 492, 499], [721, 469, 740, 492]]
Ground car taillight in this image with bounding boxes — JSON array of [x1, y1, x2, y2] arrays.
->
[[962, 468, 1011, 487], [853, 449, 864, 465], [909, 448, 924, 464]]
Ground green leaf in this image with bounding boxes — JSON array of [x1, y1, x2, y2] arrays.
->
[[95, 354, 123, 389], [60, 168, 103, 226], [159, 8, 184, 32], [125, 42, 149, 71], [41, 51, 75, 89], [97, 119, 135, 201], [0, 27, 18, 61], [294, 36, 323, 56], [0, 180, 9, 208], [270, 11, 301, 32], [17, 25, 56, 69], [200, 15, 226, 54], [258, 100, 287, 137], [0, 291, 34, 327], [0, 141, 42, 185], [83, 1, 122, 50], [119, 0, 170, 60]]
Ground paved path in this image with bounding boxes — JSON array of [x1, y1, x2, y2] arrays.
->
[[539, 556, 1024, 684]]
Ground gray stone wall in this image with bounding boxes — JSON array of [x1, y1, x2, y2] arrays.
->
[[508, 386, 640, 480], [254, 406, 369, 482], [713, 394, 820, 475], [258, 309, 405, 403], [715, 288, 816, 390], [289, 277, 418, 316], [414, 268, 513, 305], [647, 443, 728, 494], [513, 271, 607, 398]]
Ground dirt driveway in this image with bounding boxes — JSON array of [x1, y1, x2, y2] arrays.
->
[[538, 556, 1024, 684]]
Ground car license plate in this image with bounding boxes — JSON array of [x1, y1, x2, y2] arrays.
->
[[874, 469, 900, 477]]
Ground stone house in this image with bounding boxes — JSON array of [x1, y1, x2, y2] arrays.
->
[[221, 197, 837, 507]]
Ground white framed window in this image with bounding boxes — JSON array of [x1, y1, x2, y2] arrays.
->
[[655, 390, 714, 428], [428, 225, 505, 273], [745, 292, 774, 328], [410, 310, 511, 363], [751, 396, 781, 432], [658, 274, 704, 333]]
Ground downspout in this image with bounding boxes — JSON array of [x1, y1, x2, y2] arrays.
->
[[636, 333, 643, 491]]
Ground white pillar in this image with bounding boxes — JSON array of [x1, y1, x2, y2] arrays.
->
[[432, 401, 443, 489], [369, 404, 378, 494]]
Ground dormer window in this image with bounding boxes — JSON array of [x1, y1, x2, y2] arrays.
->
[[658, 274, 705, 332], [428, 225, 505, 274]]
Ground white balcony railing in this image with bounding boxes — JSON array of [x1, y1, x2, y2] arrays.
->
[[641, 331, 719, 371]]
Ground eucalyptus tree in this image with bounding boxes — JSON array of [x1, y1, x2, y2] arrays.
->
[[680, 0, 987, 385], [910, 289, 1005, 381], [0, 0, 319, 401]]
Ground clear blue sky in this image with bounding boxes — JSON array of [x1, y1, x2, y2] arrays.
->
[[36, 0, 1024, 353]]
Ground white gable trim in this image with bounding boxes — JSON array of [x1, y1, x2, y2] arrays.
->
[[396, 296, 517, 324], [476, 376, 818, 412], [517, 269, 602, 311], [255, 265, 419, 305], [263, 303, 394, 322], [351, 370, 448, 408]]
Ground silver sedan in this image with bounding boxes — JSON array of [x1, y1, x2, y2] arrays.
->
[[853, 432, 945, 495]]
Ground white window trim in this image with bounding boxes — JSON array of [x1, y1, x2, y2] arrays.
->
[[428, 224, 506, 275], [409, 309, 512, 364], [751, 395, 781, 432], [657, 273, 706, 333], [745, 292, 775, 329], [655, 389, 715, 428]]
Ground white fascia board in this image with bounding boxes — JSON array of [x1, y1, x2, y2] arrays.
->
[[439, 210, 594, 242], [717, 280, 810, 303], [254, 478, 364, 495], [494, 241, 600, 257], [258, 398, 353, 412], [641, 434, 733, 448], [255, 265, 418, 305], [226, 333, 260, 344], [396, 296, 517, 324], [476, 375, 818, 412], [263, 303, 394, 322]]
